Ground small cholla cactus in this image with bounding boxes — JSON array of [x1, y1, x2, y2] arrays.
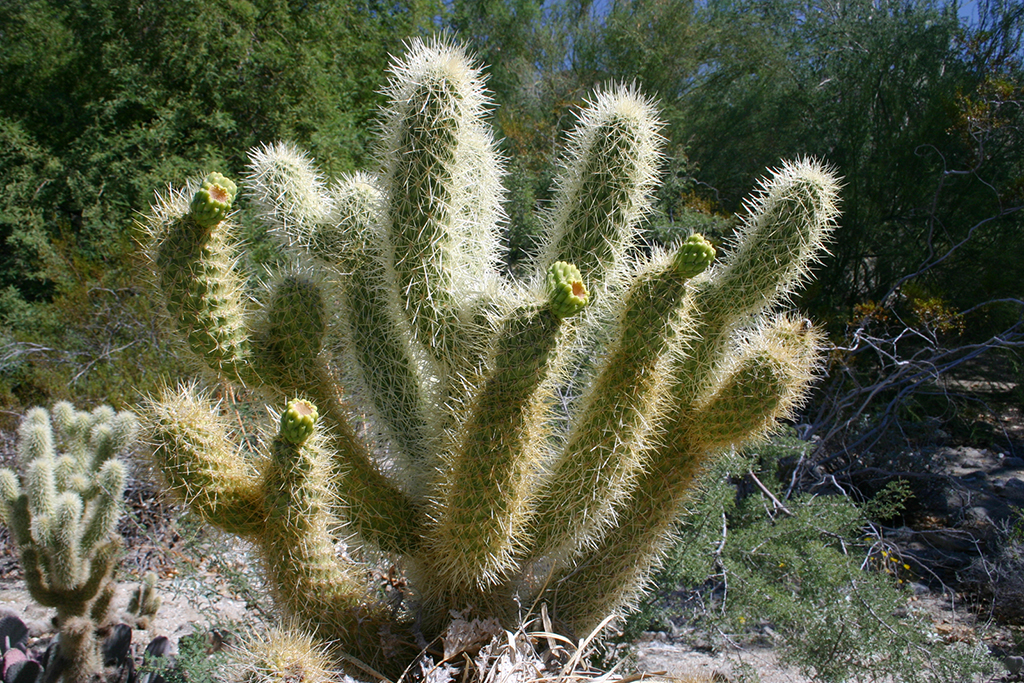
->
[[139, 36, 839, 678], [127, 571, 162, 630], [0, 402, 141, 682]]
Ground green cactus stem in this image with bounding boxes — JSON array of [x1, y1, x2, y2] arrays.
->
[[536, 85, 663, 290], [150, 179, 251, 382], [529, 239, 713, 558], [127, 572, 162, 630], [546, 316, 821, 632], [424, 263, 588, 597]]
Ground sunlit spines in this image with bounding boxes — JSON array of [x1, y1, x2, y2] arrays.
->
[[528, 241, 712, 559], [0, 404, 135, 625], [250, 270, 329, 394], [146, 179, 252, 383], [259, 402, 390, 667], [245, 142, 334, 254], [377, 36, 504, 377], [672, 160, 840, 406], [17, 407, 52, 464], [423, 263, 587, 593], [238, 626, 337, 683], [80, 459, 127, 552], [328, 173, 442, 474], [534, 84, 664, 289], [143, 384, 266, 537], [549, 316, 824, 633], [694, 316, 822, 453]]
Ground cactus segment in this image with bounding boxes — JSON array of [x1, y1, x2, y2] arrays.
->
[[280, 399, 318, 445], [252, 273, 329, 391], [379, 37, 503, 381], [189, 172, 237, 229], [537, 85, 663, 288], [546, 261, 589, 319], [151, 178, 251, 382], [529, 253, 700, 557], [127, 572, 162, 629], [549, 317, 823, 633], [334, 175, 440, 471], [425, 301, 564, 593], [673, 233, 716, 278], [241, 627, 337, 683], [145, 385, 266, 536], [246, 142, 332, 249]]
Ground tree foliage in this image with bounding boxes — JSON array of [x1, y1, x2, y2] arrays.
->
[[0, 0, 434, 314]]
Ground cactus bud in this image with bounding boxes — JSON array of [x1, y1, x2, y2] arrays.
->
[[190, 172, 237, 228], [673, 233, 716, 278], [546, 261, 589, 319], [280, 399, 318, 445]]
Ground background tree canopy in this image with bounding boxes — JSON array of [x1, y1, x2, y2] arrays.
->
[[0, 0, 1021, 410]]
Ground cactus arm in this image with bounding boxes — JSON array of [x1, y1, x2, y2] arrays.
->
[[529, 236, 716, 557], [18, 407, 53, 463], [50, 493, 84, 591], [424, 265, 587, 592], [26, 458, 56, 544], [0, 471, 21, 532], [257, 406, 392, 667], [21, 538, 120, 621], [548, 317, 820, 632], [276, 374, 424, 556], [378, 37, 503, 377], [127, 572, 162, 628], [534, 85, 663, 289], [667, 160, 839, 408], [80, 459, 126, 552], [330, 174, 442, 474], [144, 385, 267, 537], [250, 272, 329, 392], [148, 178, 252, 384], [245, 142, 333, 247]]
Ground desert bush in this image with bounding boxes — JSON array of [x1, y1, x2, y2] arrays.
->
[[629, 438, 996, 682]]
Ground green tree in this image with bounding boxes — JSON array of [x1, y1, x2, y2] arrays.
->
[[0, 0, 436, 408], [0, 0, 434, 316]]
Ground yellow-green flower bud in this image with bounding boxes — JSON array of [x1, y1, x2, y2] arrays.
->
[[190, 173, 238, 229], [280, 399, 318, 445], [546, 261, 589, 319], [673, 233, 716, 278]]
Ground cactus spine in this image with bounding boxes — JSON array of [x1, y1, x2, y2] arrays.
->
[[138, 36, 840, 676]]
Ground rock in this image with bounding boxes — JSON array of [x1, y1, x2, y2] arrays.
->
[[963, 507, 992, 525], [1001, 456, 1024, 469], [998, 478, 1024, 503], [958, 447, 989, 468], [909, 582, 930, 595], [919, 529, 984, 553]]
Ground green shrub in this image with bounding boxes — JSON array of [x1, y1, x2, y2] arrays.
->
[[628, 436, 995, 682]]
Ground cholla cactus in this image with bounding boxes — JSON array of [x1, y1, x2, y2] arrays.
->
[[0, 402, 138, 681], [139, 37, 839, 676]]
